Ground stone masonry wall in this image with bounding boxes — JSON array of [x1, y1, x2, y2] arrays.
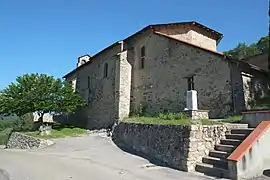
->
[[130, 33, 233, 118], [6, 132, 53, 149], [241, 70, 269, 110], [187, 125, 227, 170], [154, 24, 217, 51], [65, 44, 121, 129], [114, 122, 229, 171], [115, 50, 132, 120]]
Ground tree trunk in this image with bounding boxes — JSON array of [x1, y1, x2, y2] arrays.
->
[[38, 113, 52, 136]]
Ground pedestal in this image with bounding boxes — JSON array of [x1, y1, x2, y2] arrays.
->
[[183, 110, 209, 120], [186, 90, 198, 110]]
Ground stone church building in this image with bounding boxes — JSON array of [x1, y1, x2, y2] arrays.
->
[[63, 21, 269, 129]]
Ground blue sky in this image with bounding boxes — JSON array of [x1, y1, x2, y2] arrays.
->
[[0, 0, 268, 89]]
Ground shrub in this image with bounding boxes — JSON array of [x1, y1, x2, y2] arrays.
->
[[0, 116, 19, 131], [14, 113, 35, 132], [158, 112, 188, 120], [130, 104, 147, 117], [0, 113, 34, 132], [0, 128, 13, 145]]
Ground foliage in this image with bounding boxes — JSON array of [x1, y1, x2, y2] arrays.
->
[[130, 104, 147, 117], [0, 117, 19, 131], [0, 128, 13, 145], [0, 73, 86, 122], [14, 113, 35, 132], [157, 112, 188, 120], [124, 116, 191, 125], [220, 115, 243, 123], [125, 113, 219, 125], [0, 114, 35, 132], [224, 36, 269, 60], [24, 124, 87, 139]]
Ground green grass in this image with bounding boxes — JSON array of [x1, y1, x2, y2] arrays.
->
[[220, 115, 243, 123], [24, 126, 87, 139], [124, 116, 220, 125], [124, 116, 191, 125]]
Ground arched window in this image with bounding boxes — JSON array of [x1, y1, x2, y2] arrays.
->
[[104, 63, 108, 78]]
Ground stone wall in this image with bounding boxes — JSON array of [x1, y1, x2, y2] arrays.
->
[[113, 122, 229, 171], [154, 23, 217, 51], [115, 50, 132, 120], [6, 132, 53, 149], [241, 70, 269, 109], [65, 44, 121, 129], [129, 32, 233, 118]]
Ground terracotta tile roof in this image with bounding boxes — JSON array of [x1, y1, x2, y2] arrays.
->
[[63, 21, 223, 78], [63, 21, 267, 78]]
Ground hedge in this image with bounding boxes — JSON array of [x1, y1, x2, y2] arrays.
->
[[0, 128, 13, 145]]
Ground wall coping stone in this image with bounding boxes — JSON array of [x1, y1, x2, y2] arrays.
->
[[242, 110, 270, 114], [227, 121, 270, 161], [183, 109, 210, 112]]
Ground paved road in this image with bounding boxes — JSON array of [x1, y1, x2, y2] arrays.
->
[[0, 134, 268, 180], [0, 134, 217, 180]]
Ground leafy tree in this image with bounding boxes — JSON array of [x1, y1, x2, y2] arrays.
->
[[257, 36, 269, 53], [224, 36, 269, 60], [0, 73, 86, 127]]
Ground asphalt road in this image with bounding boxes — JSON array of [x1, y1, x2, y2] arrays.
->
[[0, 134, 217, 180], [0, 134, 268, 180]]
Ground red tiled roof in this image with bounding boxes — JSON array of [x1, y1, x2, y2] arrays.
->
[[63, 21, 223, 78]]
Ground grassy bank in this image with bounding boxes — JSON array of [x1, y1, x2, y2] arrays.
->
[[124, 113, 220, 125], [24, 125, 87, 139]]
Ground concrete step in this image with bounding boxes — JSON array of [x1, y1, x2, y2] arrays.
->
[[195, 163, 229, 178], [220, 139, 242, 146], [226, 133, 247, 140], [223, 123, 248, 129], [202, 156, 228, 169], [209, 150, 230, 159], [231, 128, 254, 135], [215, 144, 235, 153]]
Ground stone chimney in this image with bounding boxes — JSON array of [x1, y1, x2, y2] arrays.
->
[[77, 54, 91, 67]]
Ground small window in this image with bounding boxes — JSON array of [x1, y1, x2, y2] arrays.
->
[[187, 76, 194, 91], [104, 63, 108, 78], [140, 46, 145, 69]]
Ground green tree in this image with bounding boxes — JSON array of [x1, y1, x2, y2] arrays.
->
[[224, 36, 269, 60], [257, 36, 269, 53], [0, 73, 86, 133]]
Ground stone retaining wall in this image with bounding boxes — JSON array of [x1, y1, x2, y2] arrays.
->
[[113, 122, 229, 171], [6, 132, 53, 149]]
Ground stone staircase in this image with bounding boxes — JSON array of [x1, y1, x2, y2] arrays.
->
[[195, 127, 254, 178]]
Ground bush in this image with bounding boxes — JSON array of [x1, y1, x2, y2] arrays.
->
[[158, 112, 188, 120], [0, 128, 13, 145], [14, 113, 35, 132], [0, 113, 34, 132], [0, 116, 19, 131]]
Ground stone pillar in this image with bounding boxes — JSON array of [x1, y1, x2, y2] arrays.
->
[[115, 50, 132, 121], [186, 90, 198, 110]]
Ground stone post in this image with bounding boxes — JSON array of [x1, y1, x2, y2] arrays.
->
[[186, 90, 198, 110]]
